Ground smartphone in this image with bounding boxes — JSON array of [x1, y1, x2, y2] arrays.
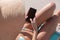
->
[[26, 7, 37, 23]]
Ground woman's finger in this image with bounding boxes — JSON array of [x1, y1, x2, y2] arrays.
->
[[30, 18, 37, 31]]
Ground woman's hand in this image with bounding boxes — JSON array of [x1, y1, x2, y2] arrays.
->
[[30, 18, 38, 40], [30, 18, 37, 31]]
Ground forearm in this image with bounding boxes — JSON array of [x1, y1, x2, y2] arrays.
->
[[32, 30, 37, 40]]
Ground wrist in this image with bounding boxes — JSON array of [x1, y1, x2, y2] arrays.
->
[[34, 30, 38, 34]]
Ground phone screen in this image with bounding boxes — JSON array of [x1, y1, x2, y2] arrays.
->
[[26, 7, 37, 23]]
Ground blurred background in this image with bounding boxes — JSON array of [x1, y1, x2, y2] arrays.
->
[[23, 0, 60, 14]]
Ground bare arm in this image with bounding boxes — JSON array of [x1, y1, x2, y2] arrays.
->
[[32, 30, 37, 40], [30, 18, 37, 40]]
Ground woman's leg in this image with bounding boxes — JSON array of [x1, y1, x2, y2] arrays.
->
[[37, 11, 60, 40], [24, 2, 56, 30], [35, 2, 56, 25]]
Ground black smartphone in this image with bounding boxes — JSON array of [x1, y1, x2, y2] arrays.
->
[[26, 7, 37, 23]]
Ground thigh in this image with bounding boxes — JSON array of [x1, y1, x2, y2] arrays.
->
[[35, 2, 55, 26], [37, 11, 60, 40]]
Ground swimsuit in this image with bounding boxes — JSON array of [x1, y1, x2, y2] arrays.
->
[[50, 23, 60, 40]]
